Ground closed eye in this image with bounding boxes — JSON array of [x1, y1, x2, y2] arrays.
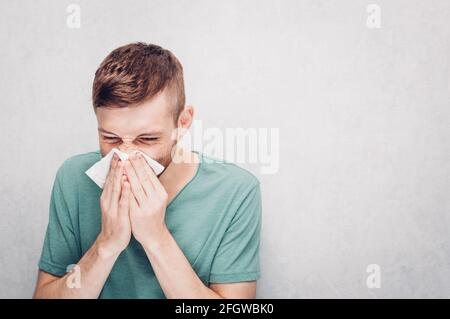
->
[[102, 136, 120, 143]]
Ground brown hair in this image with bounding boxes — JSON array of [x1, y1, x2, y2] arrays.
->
[[92, 42, 185, 121]]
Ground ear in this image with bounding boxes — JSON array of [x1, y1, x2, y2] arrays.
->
[[177, 105, 194, 129]]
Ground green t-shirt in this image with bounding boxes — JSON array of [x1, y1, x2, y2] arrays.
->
[[38, 150, 262, 298]]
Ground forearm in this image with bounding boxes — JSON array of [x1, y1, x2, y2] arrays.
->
[[142, 227, 223, 299], [34, 239, 120, 299]]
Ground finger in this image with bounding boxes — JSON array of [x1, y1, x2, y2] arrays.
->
[[109, 159, 124, 211], [129, 153, 156, 195], [129, 188, 139, 213], [124, 160, 147, 207], [118, 176, 130, 217], [136, 153, 165, 195], [102, 153, 118, 201]]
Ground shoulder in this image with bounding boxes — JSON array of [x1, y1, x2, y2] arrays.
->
[[199, 152, 260, 195], [199, 153, 262, 227], [49, 151, 101, 216]]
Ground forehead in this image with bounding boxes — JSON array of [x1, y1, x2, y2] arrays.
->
[[95, 89, 174, 136]]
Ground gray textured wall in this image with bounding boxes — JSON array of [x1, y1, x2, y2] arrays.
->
[[0, 0, 449, 298]]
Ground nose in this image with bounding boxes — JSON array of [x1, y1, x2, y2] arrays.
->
[[118, 138, 137, 154]]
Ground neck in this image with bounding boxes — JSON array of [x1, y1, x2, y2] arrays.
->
[[158, 148, 199, 195]]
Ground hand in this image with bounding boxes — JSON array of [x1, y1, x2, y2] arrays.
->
[[124, 153, 169, 249], [96, 154, 132, 257]]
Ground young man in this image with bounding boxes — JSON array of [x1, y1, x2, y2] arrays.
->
[[33, 42, 262, 299]]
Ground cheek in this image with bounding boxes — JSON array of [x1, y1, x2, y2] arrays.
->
[[137, 145, 162, 160], [99, 143, 114, 157], [155, 138, 176, 155], [138, 142, 172, 159]]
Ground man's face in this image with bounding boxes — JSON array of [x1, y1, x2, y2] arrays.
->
[[95, 88, 180, 170]]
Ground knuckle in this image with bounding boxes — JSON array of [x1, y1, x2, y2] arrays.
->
[[118, 199, 127, 210], [112, 184, 120, 194], [100, 198, 108, 210], [158, 192, 168, 203], [157, 201, 165, 210]]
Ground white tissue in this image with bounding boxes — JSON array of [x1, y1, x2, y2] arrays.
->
[[85, 148, 165, 189]]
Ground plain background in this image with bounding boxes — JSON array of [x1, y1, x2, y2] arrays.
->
[[0, 0, 449, 298]]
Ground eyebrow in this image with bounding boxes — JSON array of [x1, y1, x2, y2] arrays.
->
[[98, 128, 161, 136]]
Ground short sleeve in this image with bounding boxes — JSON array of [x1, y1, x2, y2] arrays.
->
[[38, 167, 81, 277], [209, 182, 262, 283]]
